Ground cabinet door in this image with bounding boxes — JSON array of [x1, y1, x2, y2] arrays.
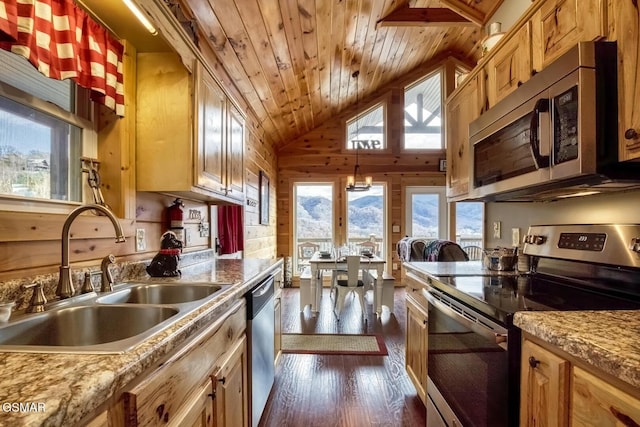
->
[[212, 336, 248, 427], [226, 103, 245, 199], [274, 290, 282, 364], [531, 0, 606, 71], [571, 366, 640, 426], [610, 0, 640, 160], [520, 339, 570, 427], [445, 73, 481, 200], [196, 65, 226, 194], [485, 23, 532, 108], [171, 380, 215, 427], [405, 290, 428, 404]]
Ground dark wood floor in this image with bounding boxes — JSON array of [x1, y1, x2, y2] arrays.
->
[[259, 286, 426, 427]]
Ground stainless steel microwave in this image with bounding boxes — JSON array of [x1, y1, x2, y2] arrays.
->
[[469, 41, 640, 202]]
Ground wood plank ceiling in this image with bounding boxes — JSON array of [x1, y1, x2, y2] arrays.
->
[[87, 0, 504, 148]]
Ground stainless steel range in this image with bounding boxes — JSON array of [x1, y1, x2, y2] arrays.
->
[[407, 224, 640, 427]]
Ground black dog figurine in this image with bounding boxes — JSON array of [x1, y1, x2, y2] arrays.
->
[[146, 231, 183, 277]]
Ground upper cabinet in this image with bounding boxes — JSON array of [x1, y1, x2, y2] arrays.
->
[[608, 0, 640, 161], [485, 23, 533, 108], [445, 72, 482, 200], [531, 0, 606, 71], [136, 53, 245, 203]]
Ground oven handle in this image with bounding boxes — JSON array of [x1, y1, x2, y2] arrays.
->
[[529, 98, 550, 169], [423, 287, 508, 351]]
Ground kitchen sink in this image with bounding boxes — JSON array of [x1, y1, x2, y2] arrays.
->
[[0, 305, 178, 353], [96, 283, 228, 305], [0, 281, 232, 354]]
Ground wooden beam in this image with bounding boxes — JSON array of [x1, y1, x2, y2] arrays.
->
[[438, 0, 486, 27], [376, 5, 476, 29]]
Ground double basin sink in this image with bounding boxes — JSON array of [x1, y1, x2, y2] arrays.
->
[[0, 282, 232, 354]]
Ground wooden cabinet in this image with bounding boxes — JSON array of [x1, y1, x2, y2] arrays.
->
[[608, 0, 640, 161], [485, 22, 533, 108], [520, 338, 571, 426], [136, 53, 244, 203], [520, 336, 640, 427], [572, 366, 640, 426], [195, 68, 245, 201], [531, 0, 606, 71], [212, 337, 248, 427], [123, 300, 248, 426], [274, 276, 282, 365], [445, 72, 482, 200], [405, 289, 429, 404]]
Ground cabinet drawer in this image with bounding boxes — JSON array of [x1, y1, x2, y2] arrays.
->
[[123, 301, 246, 426]]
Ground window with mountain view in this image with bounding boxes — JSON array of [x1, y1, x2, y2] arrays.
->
[[455, 202, 483, 248], [346, 104, 385, 150], [293, 183, 334, 272], [347, 184, 385, 258], [406, 187, 446, 238], [404, 71, 442, 149]]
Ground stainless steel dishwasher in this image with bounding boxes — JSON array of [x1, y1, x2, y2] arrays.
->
[[246, 274, 275, 427]]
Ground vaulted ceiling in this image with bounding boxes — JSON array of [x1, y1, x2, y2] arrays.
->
[[84, 0, 505, 147]]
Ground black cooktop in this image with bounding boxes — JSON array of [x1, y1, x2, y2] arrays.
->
[[432, 267, 640, 327]]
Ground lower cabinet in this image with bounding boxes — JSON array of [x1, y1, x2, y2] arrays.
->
[[122, 300, 248, 427], [405, 289, 429, 404], [520, 336, 640, 426]]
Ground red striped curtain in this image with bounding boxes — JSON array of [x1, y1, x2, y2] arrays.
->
[[0, 0, 125, 116]]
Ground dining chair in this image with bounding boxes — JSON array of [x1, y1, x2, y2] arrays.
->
[[333, 255, 366, 320], [297, 241, 320, 271], [356, 241, 378, 256], [463, 245, 483, 261]]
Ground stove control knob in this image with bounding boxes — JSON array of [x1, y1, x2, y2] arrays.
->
[[630, 237, 640, 253], [525, 235, 546, 245]]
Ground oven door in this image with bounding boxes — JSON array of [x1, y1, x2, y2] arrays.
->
[[425, 285, 518, 427]]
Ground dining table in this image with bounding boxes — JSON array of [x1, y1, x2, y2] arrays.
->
[[307, 252, 388, 316]]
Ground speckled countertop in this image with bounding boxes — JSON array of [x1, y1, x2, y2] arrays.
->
[[514, 310, 640, 389], [0, 257, 282, 427]]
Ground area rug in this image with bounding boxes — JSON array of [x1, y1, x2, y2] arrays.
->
[[281, 333, 388, 356]]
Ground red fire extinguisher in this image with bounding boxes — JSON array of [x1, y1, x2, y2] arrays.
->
[[167, 198, 185, 242]]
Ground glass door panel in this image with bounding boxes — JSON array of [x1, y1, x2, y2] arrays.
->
[[293, 183, 334, 272], [346, 184, 385, 258]]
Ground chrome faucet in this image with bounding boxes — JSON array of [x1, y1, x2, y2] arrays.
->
[[57, 204, 126, 299]]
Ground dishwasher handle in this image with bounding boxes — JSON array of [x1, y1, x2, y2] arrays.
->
[[246, 275, 275, 319]]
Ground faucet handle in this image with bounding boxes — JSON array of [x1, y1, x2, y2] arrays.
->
[[100, 254, 116, 292], [22, 283, 47, 313]]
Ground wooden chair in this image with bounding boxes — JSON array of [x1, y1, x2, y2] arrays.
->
[[333, 256, 366, 320], [463, 245, 483, 261], [297, 241, 320, 271]]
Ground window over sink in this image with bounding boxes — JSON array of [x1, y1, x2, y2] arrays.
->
[[0, 49, 95, 207]]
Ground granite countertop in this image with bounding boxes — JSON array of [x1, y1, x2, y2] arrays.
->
[[0, 257, 282, 427], [514, 310, 640, 389]]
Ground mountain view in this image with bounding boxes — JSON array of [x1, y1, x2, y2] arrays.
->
[[296, 194, 482, 240]]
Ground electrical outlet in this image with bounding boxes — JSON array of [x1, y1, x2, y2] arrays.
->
[[512, 228, 520, 247], [493, 221, 501, 239], [135, 228, 146, 252], [392, 262, 398, 270]]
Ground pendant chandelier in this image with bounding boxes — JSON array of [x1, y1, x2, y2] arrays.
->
[[346, 70, 372, 192]]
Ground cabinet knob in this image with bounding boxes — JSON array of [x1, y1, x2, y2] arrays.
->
[[218, 377, 226, 385], [624, 128, 639, 140], [528, 356, 540, 368]]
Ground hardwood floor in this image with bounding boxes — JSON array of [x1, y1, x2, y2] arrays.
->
[[259, 286, 426, 427]]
